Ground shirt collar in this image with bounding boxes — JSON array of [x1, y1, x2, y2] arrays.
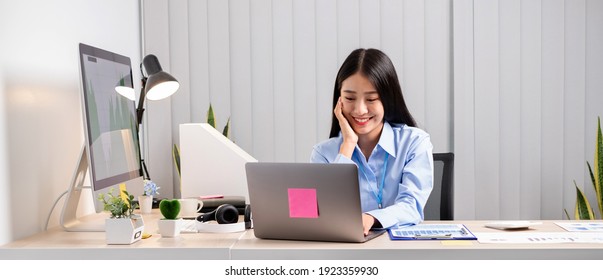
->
[[377, 121, 396, 158]]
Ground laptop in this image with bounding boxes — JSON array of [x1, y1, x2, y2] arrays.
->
[[245, 162, 386, 243]]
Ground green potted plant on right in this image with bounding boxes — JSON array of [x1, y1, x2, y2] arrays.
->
[[157, 199, 182, 237], [566, 117, 603, 220]]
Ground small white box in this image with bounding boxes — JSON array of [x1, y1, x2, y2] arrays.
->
[[179, 123, 257, 202]]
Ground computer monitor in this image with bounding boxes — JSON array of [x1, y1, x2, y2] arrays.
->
[[60, 43, 144, 232], [179, 123, 257, 202]]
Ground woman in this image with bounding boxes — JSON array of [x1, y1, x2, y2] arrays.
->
[[311, 48, 433, 235]]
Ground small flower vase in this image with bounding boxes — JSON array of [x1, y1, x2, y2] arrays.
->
[[138, 195, 153, 214]]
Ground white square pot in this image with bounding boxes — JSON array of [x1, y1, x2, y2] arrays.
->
[[105, 215, 144, 245], [158, 219, 183, 237]]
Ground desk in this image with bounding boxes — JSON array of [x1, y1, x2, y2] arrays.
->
[[0, 211, 242, 260], [1, 212, 602, 260]]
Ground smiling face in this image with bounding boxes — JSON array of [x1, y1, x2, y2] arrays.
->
[[340, 72, 384, 144]]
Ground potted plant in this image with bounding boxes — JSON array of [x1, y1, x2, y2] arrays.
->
[[566, 117, 603, 220], [139, 180, 160, 214], [157, 199, 182, 237], [98, 188, 145, 245]]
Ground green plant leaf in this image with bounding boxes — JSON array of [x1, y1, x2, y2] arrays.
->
[[98, 188, 135, 219], [595, 116, 603, 217], [574, 181, 595, 220], [563, 209, 571, 220], [207, 103, 216, 128], [159, 199, 181, 220], [172, 144, 181, 178], [222, 117, 230, 138], [587, 162, 599, 219]]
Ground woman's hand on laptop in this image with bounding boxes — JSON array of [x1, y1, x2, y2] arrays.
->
[[362, 214, 376, 236]]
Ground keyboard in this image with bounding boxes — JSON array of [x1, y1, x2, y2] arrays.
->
[[180, 219, 198, 233]]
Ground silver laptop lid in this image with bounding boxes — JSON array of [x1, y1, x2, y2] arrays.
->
[[245, 162, 378, 243]]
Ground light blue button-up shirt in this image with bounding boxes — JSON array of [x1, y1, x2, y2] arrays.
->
[[310, 122, 434, 228]]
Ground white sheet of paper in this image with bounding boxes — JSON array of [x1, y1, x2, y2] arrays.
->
[[475, 232, 603, 244], [554, 222, 603, 232]]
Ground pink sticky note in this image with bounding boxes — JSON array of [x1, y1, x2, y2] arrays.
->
[[288, 188, 319, 218]]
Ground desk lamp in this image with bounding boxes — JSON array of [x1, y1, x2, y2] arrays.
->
[[115, 74, 136, 101], [136, 54, 180, 180]]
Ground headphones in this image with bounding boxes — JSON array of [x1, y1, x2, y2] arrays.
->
[[195, 204, 252, 233]]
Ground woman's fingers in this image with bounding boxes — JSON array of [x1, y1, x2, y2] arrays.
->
[[362, 214, 375, 236], [334, 97, 345, 122], [335, 97, 358, 157]]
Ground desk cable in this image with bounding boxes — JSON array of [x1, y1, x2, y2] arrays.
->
[[45, 190, 68, 230]]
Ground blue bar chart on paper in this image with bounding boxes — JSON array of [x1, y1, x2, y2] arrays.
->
[[388, 224, 477, 240]]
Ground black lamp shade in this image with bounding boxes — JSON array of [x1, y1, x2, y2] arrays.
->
[[142, 54, 179, 100]]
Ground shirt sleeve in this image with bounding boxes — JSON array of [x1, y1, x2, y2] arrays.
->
[[366, 136, 434, 228], [311, 145, 356, 165], [310, 147, 328, 163]]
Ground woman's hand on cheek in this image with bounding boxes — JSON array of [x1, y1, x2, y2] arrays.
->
[[335, 97, 357, 158]]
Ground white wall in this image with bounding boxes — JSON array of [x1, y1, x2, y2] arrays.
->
[[0, 0, 141, 244], [0, 68, 9, 245], [142, 0, 453, 199]]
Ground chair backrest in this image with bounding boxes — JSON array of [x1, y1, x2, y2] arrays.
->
[[424, 152, 454, 220]]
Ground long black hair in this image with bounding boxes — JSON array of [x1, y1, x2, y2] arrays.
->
[[329, 48, 417, 138]]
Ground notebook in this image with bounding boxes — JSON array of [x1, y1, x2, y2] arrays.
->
[[245, 162, 386, 243]]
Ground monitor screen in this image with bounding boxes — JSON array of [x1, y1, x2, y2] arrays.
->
[[79, 43, 142, 192], [60, 43, 143, 231]]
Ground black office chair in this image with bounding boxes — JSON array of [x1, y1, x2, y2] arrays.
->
[[423, 152, 454, 220]]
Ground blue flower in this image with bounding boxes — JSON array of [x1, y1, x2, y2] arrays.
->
[[143, 180, 160, 196]]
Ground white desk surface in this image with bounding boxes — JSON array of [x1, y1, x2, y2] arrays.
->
[[1, 211, 602, 260], [232, 220, 603, 260]]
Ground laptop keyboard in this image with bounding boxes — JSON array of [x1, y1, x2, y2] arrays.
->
[[365, 229, 387, 241]]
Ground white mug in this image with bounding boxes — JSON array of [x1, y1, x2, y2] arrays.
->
[[178, 198, 203, 218]]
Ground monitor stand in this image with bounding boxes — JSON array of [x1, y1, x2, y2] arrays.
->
[[59, 145, 105, 232]]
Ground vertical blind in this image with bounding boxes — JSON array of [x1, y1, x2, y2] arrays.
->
[[142, 0, 453, 199], [454, 0, 603, 219], [143, 0, 603, 220]]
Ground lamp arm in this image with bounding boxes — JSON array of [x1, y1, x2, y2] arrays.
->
[[136, 88, 145, 126], [137, 63, 150, 180], [136, 80, 150, 181], [136, 76, 147, 127]]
